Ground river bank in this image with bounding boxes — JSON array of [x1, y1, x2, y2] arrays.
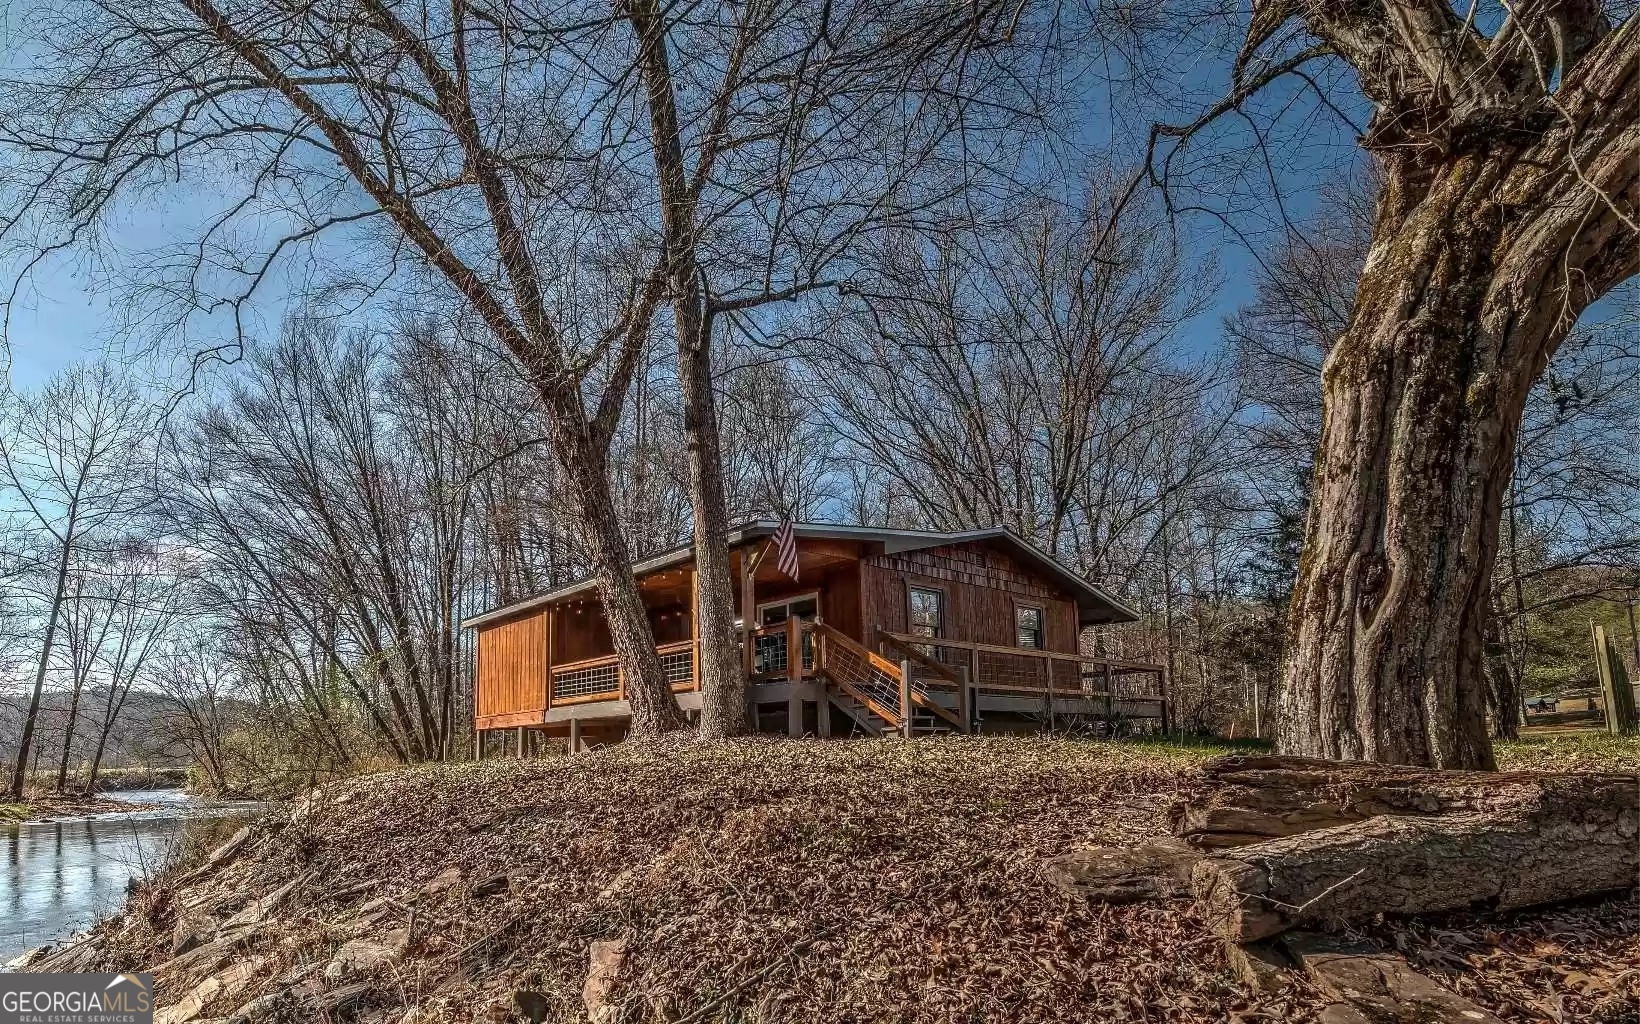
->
[[1, 791, 161, 824], [19, 737, 1640, 1024], [2, 789, 260, 963]]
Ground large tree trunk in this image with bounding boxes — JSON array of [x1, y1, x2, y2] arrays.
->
[[1251, 0, 1640, 768], [627, 0, 748, 738], [546, 402, 686, 738], [678, 331, 747, 739], [1281, 139, 1635, 767]]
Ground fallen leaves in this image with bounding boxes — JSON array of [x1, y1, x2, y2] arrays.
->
[[73, 736, 1640, 1024]]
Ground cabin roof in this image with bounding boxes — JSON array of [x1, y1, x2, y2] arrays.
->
[[462, 521, 1140, 630]]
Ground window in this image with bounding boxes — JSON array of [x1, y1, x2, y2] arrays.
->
[[1016, 605, 1044, 649], [909, 587, 944, 639]]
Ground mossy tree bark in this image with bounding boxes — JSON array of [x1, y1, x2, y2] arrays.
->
[[1259, 1, 1640, 767]]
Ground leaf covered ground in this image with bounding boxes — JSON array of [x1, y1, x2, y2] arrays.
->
[[81, 736, 1639, 1024]]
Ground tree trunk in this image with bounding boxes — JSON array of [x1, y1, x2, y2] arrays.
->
[[1194, 794, 1639, 942], [1281, 151, 1610, 768], [1173, 754, 1623, 846], [626, 0, 747, 738], [561, 432, 687, 737], [679, 329, 746, 739], [9, 537, 75, 801], [55, 678, 84, 793]]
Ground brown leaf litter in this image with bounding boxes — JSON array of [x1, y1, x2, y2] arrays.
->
[[49, 737, 1640, 1023]]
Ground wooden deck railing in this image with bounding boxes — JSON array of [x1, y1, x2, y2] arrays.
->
[[879, 632, 1167, 704], [548, 640, 699, 708], [541, 626, 1166, 721]]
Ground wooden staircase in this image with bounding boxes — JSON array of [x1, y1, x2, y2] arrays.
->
[[808, 621, 967, 736]]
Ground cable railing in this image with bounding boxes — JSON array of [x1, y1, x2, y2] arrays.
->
[[548, 640, 698, 707]]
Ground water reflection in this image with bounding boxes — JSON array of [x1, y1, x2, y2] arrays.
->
[[1, 790, 256, 962]]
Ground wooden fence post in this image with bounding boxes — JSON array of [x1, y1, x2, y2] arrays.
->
[[1593, 623, 1639, 736]]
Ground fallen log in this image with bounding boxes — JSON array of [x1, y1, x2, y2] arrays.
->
[[1193, 776, 1639, 942], [1174, 754, 1637, 848]]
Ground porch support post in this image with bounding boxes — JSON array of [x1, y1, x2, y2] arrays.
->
[[787, 695, 804, 737], [787, 614, 802, 680], [957, 666, 973, 735], [740, 553, 757, 679], [568, 717, 582, 757], [545, 604, 556, 710], [1159, 665, 1172, 735], [689, 567, 700, 691], [817, 693, 832, 738], [899, 659, 914, 739]]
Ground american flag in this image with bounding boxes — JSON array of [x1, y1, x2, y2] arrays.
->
[[774, 518, 799, 581]]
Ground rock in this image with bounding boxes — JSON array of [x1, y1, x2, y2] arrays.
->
[[309, 982, 379, 1019], [1043, 842, 1201, 904], [324, 929, 410, 982], [156, 930, 260, 987], [172, 914, 214, 956], [30, 935, 101, 972], [220, 875, 307, 932], [582, 937, 629, 1024], [422, 867, 463, 895], [1318, 1005, 1376, 1024], [176, 826, 254, 884], [5, 944, 54, 970], [1282, 931, 1505, 1024], [156, 955, 266, 1024], [1223, 940, 1294, 995], [223, 992, 288, 1024], [514, 989, 552, 1023], [469, 869, 528, 899]]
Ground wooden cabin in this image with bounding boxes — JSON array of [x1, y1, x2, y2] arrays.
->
[[465, 522, 1168, 753]]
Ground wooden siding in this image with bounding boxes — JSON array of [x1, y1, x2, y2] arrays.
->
[[553, 603, 612, 663], [741, 557, 863, 638], [860, 543, 1079, 653], [476, 611, 548, 723]]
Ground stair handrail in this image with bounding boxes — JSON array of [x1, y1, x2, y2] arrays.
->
[[879, 633, 962, 685], [809, 620, 907, 728]]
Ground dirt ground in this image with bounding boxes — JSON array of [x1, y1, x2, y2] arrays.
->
[[65, 736, 1640, 1024]]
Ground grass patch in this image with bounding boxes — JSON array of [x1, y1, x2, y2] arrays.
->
[[1497, 731, 1640, 771]]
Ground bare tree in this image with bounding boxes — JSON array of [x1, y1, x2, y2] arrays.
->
[[814, 184, 1227, 589], [159, 321, 519, 762], [618, 0, 1047, 736], [0, 364, 156, 800], [1172, 0, 1640, 767], [83, 547, 185, 788], [0, 0, 687, 735]]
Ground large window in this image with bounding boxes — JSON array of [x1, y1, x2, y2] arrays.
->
[[1016, 605, 1044, 649], [909, 587, 944, 639]]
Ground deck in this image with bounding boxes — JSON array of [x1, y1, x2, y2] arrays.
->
[[482, 617, 1167, 743]]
